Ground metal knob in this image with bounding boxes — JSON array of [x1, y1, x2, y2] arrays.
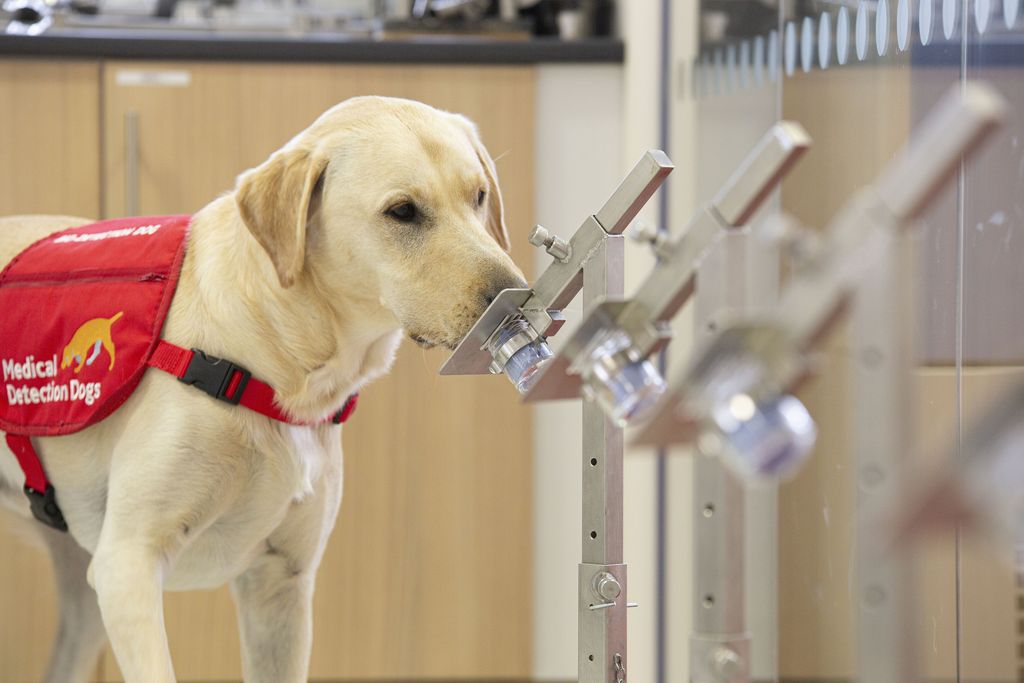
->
[[710, 646, 743, 681], [529, 225, 572, 262], [593, 571, 621, 601], [630, 220, 666, 246]]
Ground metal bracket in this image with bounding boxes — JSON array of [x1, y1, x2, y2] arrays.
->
[[579, 562, 628, 683], [439, 288, 532, 376]]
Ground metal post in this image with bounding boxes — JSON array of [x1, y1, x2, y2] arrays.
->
[[691, 455, 750, 683], [689, 233, 755, 683], [579, 235, 628, 683], [852, 233, 915, 683]]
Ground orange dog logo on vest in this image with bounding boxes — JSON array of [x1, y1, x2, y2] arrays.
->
[[61, 312, 124, 373]]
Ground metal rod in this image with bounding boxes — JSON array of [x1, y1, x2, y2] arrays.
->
[[594, 151, 675, 235], [579, 236, 628, 683], [853, 232, 916, 683], [691, 455, 750, 683], [688, 228, 755, 683]]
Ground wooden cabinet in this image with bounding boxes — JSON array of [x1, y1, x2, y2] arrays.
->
[[0, 59, 101, 218], [0, 58, 102, 683], [1, 59, 535, 682]]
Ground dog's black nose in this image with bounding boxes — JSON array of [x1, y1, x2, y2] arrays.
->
[[483, 273, 528, 306]]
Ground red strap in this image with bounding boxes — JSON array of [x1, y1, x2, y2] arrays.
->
[[147, 340, 357, 426], [5, 433, 47, 492], [4, 342, 355, 531]]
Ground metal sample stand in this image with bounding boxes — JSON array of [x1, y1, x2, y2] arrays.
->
[[440, 151, 673, 683], [521, 121, 811, 683], [631, 83, 1005, 683]]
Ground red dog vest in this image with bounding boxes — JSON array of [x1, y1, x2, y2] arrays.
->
[[0, 216, 357, 531]]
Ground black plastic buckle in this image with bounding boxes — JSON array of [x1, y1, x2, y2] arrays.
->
[[24, 484, 68, 532], [180, 349, 251, 405]]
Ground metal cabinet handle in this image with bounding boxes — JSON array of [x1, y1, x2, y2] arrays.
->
[[124, 110, 139, 216]]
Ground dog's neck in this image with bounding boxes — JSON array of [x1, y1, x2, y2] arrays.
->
[[164, 197, 404, 422]]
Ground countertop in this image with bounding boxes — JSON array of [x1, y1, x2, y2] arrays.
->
[[0, 30, 624, 64]]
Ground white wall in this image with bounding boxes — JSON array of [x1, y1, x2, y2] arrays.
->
[[532, 59, 666, 681], [618, 3, 665, 683], [665, 1, 701, 681]]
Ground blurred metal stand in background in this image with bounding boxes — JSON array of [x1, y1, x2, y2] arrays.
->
[[524, 121, 812, 683], [634, 82, 1005, 683]]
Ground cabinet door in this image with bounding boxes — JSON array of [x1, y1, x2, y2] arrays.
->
[[0, 60, 101, 218], [0, 59, 102, 683], [102, 61, 535, 681]]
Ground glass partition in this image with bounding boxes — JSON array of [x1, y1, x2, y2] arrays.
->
[[679, 0, 1024, 679]]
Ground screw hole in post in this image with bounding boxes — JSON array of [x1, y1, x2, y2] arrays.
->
[[588, 654, 595, 662], [591, 458, 598, 466], [703, 594, 715, 608], [703, 503, 715, 518], [590, 531, 598, 539]]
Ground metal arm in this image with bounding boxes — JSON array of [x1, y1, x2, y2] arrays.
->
[[892, 378, 1024, 546], [632, 82, 1006, 452], [523, 122, 810, 406]]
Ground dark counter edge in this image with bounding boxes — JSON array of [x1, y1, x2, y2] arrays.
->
[[0, 32, 623, 64]]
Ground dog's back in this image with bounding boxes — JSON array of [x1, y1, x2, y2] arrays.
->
[[0, 216, 94, 266]]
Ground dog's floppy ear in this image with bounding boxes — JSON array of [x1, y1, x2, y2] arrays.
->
[[456, 117, 511, 252], [235, 146, 328, 288]]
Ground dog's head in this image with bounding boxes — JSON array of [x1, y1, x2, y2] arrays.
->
[[234, 96, 526, 350]]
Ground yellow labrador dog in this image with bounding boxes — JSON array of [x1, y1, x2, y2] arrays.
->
[[0, 96, 525, 683]]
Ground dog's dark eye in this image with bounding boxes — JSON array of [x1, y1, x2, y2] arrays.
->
[[477, 189, 487, 207], [386, 202, 418, 223]]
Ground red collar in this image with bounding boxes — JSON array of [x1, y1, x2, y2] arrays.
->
[[147, 340, 358, 425]]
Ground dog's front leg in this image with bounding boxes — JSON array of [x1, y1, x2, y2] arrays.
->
[[231, 440, 344, 683], [86, 408, 245, 683], [231, 547, 316, 683], [89, 540, 176, 682]]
